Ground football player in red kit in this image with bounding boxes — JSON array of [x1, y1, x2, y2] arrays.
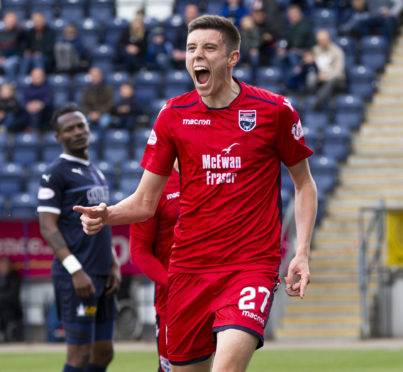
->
[[75, 15, 317, 372], [129, 167, 180, 372]]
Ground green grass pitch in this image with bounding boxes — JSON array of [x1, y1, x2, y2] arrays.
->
[[1, 348, 402, 371]]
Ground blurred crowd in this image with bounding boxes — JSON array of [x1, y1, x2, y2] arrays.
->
[[0, 0, 401, 134]]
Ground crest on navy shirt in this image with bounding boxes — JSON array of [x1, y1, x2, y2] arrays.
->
[[239, 110, 256, 132]]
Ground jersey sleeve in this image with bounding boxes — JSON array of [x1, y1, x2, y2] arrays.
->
[[37, 166, 64, 215], [141, 103, 177, 176], [275, 96, 314, 167], [129, 215, 169, 287]]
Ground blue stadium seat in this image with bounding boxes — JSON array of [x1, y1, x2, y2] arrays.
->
[[119, 160, 143, 193], [163, 14, 184, 43], [0, 133, 8, 164], [89, 131, 100, 161], [233, 67, 253, 84], [312, 8, 338, 28], [72, 72, 91, 103], [133, 71, 162, 107], [309, 155, 338, 194], [142, 15, 159, 33], [149, 98, 167, 126], [303, 95, 330, 114], [79, 18, 101, 51], [1, 0, 27, 21], [132, 128, 151, 161], [42, 132, 62, 163], [51, 18, 68, 41], [102, 129, 130, 164], [163, 69, 192, 98], [302, 126, 321, 153], [59, 0, 86, 24], [90, 44, 115, 73], [12, 132, 40, 165], [321, 125, 351, 161], [31, 0, 55, 22], [256, 67, 283, 87], [88, 0, 115, 24], [48, 73, 71, 108], [106, 71, 131, 98], [334, 94, 364, 131], [10, 193, 37, 219], [103, 17, 129, 47], [26, 162, 47, 196], [347, 65, 376, 100], [96, 160, 116, 191], [337, 36, 356, 67], [110, 189, 131, 204], [0, 162, 24, 196], [281, 164, 294, 193], [359, 35, 388, 72], [0, 195, 5, 217], [302, 112, 329, 132]]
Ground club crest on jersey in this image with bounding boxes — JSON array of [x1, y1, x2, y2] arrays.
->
[[291, 120, 304, 140], [239, 110, 256, 132]]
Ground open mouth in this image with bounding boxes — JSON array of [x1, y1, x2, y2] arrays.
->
[[194, 66, 210, 85]]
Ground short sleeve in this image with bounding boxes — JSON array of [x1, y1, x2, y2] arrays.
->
[[275, 97, 314, 167], [37, 167, 64, 214], [141, 103, 177, 176]]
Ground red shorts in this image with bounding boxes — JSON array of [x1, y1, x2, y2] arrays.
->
[[166, 270, 279, 365]]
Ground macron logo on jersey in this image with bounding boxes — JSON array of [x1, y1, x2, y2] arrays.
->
[[183, 118, 211, 126], [166, 192, 180, 200]]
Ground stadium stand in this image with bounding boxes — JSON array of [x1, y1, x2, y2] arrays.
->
[[11, 132, 40, 165]]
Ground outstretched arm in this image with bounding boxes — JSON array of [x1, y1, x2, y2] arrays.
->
[[74, 170, 169, 235], [285, 158, 317, 299]]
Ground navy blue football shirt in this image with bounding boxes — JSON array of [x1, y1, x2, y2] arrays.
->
[[37, 154, 112, 277]]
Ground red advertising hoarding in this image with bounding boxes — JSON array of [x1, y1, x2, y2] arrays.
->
[[0, 220, 141, 277]]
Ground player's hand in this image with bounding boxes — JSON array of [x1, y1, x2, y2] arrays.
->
[[73, 203, 108, 235], [105, 262, 121, 297], [72, 269, 96, 298], [284, 253, 310, 299]]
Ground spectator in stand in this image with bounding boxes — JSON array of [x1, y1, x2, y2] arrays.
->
[[81, 67, 114, 135], [111, 83, 143, 131], [311, 29, 346, 110], [0, 256, 23, 342], [172, 3, 199, 69], [117, 16, 148, 73], [238, 15, 260, 74], [365, 0, 402, 40], [20, 12, 55, 76], [0, 12, 24, 80], [0, 83, 25, 133], [338, 0, 371, 37], [22, 67, 53, 132], [220, 0, 249, 28], [146, 26, 174, 71], [275, 4, 316, 80], [251, 5, 285, 66], [54, 24, 87, 73], [285, 49, 319, 92]]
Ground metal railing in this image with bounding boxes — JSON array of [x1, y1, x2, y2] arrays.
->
[[358, 200, 386, 339]]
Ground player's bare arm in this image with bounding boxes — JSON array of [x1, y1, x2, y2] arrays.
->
[[74, 170, 169, 235], [285, 158, 317, 298], [39, 212, 96, 297], [105, 248, 121, 297]]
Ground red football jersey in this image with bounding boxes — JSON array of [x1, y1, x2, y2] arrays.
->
[[129, 169, 180, 314], [141, 80, 313, 274]]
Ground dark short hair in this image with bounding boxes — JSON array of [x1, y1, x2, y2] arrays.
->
[[51, 104, 82, 132], [188, 15, 241, 53]]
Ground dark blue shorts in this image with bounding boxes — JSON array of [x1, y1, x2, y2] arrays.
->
[[53, 275, 118, 344]]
